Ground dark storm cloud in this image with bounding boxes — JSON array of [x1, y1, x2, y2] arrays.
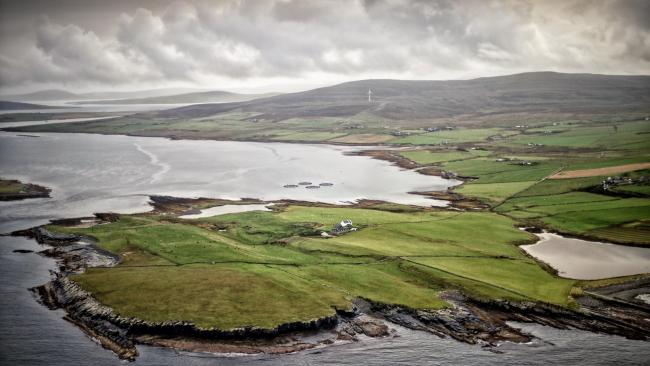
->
[[0, 0, 648, 91]]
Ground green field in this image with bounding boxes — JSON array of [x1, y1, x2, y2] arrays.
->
[[385, 118, 650, 244], [389, 128, 514, 145], [51, 205, 583, 331], [400, 149, 491, 164], [509, 121, 650, 149], [455, 181, 537, 203]]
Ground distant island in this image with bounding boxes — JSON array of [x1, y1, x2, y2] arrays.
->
[[0, 178, 50, 200], [0, 100, 64, 111]]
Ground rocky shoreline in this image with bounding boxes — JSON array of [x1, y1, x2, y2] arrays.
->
[[13, 213, 650, 361]]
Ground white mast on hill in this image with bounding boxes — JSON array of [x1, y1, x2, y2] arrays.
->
[[368, 89, 373, 102]]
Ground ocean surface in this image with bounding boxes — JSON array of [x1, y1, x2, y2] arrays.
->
[[1, 127, 649, 365]]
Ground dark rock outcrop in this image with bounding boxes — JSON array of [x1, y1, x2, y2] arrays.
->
[[12, 227, 80, 245], [364, 293, 650, 346]]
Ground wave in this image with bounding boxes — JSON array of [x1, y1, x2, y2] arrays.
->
[[134, 143, 171, 184]]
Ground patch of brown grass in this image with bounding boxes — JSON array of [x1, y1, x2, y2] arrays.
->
[[550, 163, 650, 179]]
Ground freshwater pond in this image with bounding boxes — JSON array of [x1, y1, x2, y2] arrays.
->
[[521, 232, 650, 280], [179, 204, 273, 219]]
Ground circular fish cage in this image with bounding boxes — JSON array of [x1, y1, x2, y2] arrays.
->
[[305, 185, 320, 189], [319, 182, 334, 186], [298, 182, 312, 185], [283, 184, 299, 188]]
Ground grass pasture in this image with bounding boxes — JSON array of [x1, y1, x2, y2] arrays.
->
[[389, 128, 511, 145], [400, 149, 491, 164], [51, 204, 582, 330]]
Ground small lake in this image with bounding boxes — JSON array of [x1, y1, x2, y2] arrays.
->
[[521, 232, 650, 280], [179, 204, 273, 219]]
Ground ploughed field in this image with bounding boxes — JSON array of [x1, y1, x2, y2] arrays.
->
[[49, 206, 580, 330]]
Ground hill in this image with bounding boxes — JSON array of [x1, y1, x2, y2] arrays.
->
[[9, 72, 650, 144], [3, 89, 81, 101], [72, 90, 278, 105], [3, 88, 211, 102], [153, 72, 650, 121], [0, 100, 62, 110]]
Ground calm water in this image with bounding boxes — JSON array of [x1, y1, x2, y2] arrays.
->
[[1, 130, 649, 365], [0, 131, 457, 233], [179, 204, 273, 219], [522, 233, 650, 280]]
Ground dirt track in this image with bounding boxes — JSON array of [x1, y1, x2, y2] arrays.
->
[[550, 162, 650, 179]]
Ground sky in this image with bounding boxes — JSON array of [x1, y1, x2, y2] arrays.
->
[[0, 0, 648, 94]]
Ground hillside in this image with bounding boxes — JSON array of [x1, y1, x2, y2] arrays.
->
[[9, 72, 650, 144], [0, 100, 62, 110], [152, 72, 650, 120], [2, 89, 80, 102], [3, 88, 210, 102], [72, 90, 278, 105]]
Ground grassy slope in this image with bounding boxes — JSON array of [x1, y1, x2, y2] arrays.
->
[[73, 264, 350, 329]]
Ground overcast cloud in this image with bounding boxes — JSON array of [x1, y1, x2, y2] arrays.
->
[[0, 0, 648, 93]]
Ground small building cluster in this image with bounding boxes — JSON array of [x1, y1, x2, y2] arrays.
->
[[602, 176, 649, 191], [515, 160, 535, 166], [322, 219, 358, 237], [423, 126, 455, 132], [494, 157, 537, 166], [391, 130, 411, 136]]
